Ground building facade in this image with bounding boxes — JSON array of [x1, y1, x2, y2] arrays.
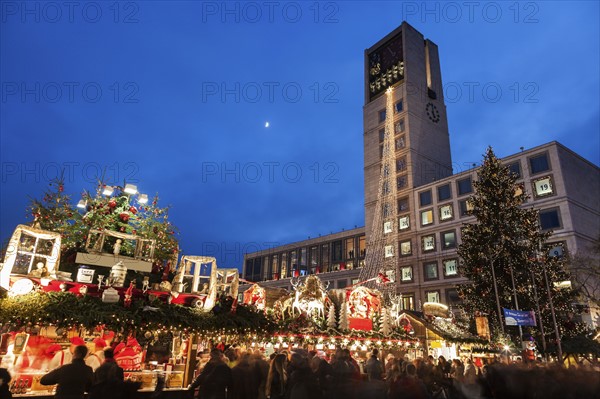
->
[[242, 22, 600, 325]]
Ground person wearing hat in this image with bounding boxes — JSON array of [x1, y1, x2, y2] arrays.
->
[[85, 338, 107, 371], [48, 337, 85, 371], [40, 344, 94, 399]]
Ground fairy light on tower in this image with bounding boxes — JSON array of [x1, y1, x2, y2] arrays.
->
[[359, 86, 398, 295]]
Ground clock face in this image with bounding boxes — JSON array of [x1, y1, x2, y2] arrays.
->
[[368, 32, 404, 101], [426, 102, 440, 123]]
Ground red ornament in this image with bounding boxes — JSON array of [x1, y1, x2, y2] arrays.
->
[[119, 212, 130, 222], [108, 200, 117, 208], [129, 206, 137, 214], [58, 185, 64, 192]]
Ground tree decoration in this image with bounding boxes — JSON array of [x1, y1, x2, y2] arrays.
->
[[457, 147, 582, 348], [327, 304, 337, 330], [338, 300, 349, 331]]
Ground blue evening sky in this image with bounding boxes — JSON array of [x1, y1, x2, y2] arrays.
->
[[1, 1, 599, 271]]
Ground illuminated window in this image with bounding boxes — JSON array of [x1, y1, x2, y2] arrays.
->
[[422, 235, 435, 252], [400, 266, 413, 282], [400, 240, 412, 256], [439, 204, 453, 221], [533, 176, 554, 197], [426, 291, 440, 303], [398, 215, 410, 230], [443, 259, 458, 277], [421, 209, 433, 226]]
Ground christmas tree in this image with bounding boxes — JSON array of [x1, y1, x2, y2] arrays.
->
[[27, 181, 179, 276], [327, 303, 337, 330], [338, 300, 349, 331], [457, 147, 579, 348], [381, 308, 391, 336], [27, 178, 85, 254]]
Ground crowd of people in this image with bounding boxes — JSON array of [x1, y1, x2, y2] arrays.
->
[[186, 347, 600, 399], [1, 345, 599, 399]]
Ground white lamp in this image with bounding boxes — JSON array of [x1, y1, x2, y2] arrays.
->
[[77, 199, 87, 209], [102, 186, 114, 196], [138, 194, 148, 204], [124, 184, 138, 195]]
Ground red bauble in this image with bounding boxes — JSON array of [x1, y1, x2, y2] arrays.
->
[[108, 200, 117, 208], [119, 212, 130, 222], [129, 206, 137, 214], [58, 185, 64, 192]]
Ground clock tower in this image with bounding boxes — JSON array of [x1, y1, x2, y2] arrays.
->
[[363, 22, 453, 254]]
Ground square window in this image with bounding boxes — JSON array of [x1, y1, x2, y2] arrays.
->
[[395, 100, 404, 113], [539, 208, 561, 230], [424, 262, 438, 280], [385, 245, 394, 258], [441, 231, 456, 249], [397, 175, 408, 189], [507, 161, 521, 178], [395, 119, 405, 134], [439, 204, 454, 221], [398, 197, 409, 212], [437, 184, 452, 201], [400, 240, 412, 256], [400, 266, 413, 282], [396, 156, 407, 172], [529, 153, 550, 174], [443, 259, 458, 277], [378, 128, 385, 143], [533, 176, 554, 197], [457, 177, 473, 196], [421, 209, 434, 226], [459, 199, 472, 217], [379, 109, 386, 123], [395, 135, 406, 150], [384, 221, 393, 234], [419, 190, 432, 206], [422, 235, 435, 252], [402, 294, 415, 311], [399, 215, 410, 230], [426, 291, 440, 303]]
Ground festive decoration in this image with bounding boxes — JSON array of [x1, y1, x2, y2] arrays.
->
[[457, 147, 582, 349], [338, 300, 349, 331], [359, 87, 398, 296], [327, 304, 337, 330]]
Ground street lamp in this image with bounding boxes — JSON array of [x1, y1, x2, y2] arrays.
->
[[124, 184, 138, 195]]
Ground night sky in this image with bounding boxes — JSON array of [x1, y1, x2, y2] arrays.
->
[[1, 1, 598, 271]]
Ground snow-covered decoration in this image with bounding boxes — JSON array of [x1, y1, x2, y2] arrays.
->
[[381, 308, 391, 336]]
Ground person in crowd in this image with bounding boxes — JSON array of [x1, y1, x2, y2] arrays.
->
[[384, 353, 396, 378], [285, 352, 321, 399], [89, 347, 125, 399], [389, 363, 428, 399], [230, 352, 260, 399], [266, 353, 287, 399], [40, 345, 94, 399], [252, 351, 270, 399], [48, 336, 86, 370], [450, 358, 464, 382], [85, 338, 107, 371], [188, 349, 232, 399], [365, 349, 384, 381], [0, 367, 12, 399], [309, 353, 332, 397]]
